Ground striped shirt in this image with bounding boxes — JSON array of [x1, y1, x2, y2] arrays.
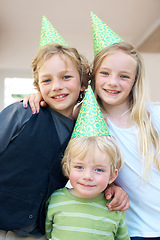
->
[[45, 187, 130, 240]]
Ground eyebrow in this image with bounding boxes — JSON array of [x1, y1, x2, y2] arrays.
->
[[99, 66, 109, 70]]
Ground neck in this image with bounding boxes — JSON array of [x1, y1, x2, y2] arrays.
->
[[102, 103, 132, 128]]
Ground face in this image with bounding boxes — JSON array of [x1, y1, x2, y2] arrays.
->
[[95, 50, 137, 111], [38, 54, 83, 118], [68, 148, 118, 199]]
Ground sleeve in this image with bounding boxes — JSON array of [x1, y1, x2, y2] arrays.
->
[[0, 102, 32, 154], [115, 212, 130, 240]]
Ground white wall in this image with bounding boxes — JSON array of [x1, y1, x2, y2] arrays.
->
[[141, 53, 160, 102]]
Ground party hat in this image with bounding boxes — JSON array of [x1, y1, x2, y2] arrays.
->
[[72, 85, 109, 138], [91, 12, 123, 55], [39, 16, 68, 48]]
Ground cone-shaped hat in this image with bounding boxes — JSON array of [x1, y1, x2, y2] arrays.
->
[[72, 85, 109, 138], [39, 16, 68, 48], [91, 12, 123, 56]]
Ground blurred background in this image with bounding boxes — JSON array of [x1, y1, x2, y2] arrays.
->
[[0, 0, 160, 110]]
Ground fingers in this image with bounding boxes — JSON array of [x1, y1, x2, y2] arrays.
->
[[30, 95, 40, 114], [40, 101, 47, 108], [107, 192, 129, 211], [104, 187, 113, 200], [105, 185, 129, 211], [23, 96, 30, 108], [22, 92, 44, 114]]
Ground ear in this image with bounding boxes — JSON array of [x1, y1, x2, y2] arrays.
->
[[62, 163, 67, 175], [36, 86, 40, 92], [108, 169, 118, 185], [62, 163, 70, 178], [80, 85, 86, 92]]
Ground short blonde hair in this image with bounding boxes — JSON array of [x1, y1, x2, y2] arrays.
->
[[32, 43, 90, 102], [62, 135, 123, 178]]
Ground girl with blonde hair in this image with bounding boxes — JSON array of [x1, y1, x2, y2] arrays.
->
[[90, 12, 160, 240]]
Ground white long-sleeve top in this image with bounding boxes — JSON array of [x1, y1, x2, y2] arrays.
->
[[107, 103, 160, 238]]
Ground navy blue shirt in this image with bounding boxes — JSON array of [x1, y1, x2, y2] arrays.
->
[[0, 102, 75, 237]]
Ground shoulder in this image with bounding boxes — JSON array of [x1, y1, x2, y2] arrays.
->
[[0, 102, 32, 153], [147, 102, 160, 113], [48, 188, 66, 202], [147, 102, 160, 132], [1, 101, 32, 117], [0, 101, 32, 129]]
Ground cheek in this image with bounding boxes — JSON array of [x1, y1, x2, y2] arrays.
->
[[39, 85, 49, 96], [95, 76, 105, 92], [95, 80, 101, 95], [72, 82, 81, 95], [69, 170, 79, 185], [122, 78, 134, 88], [124, 82, 134, 94], [97, 174, 110, 187]]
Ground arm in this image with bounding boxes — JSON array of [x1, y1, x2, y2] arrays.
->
[[105, 183, 129, 211], [23, 92, 47, 114]]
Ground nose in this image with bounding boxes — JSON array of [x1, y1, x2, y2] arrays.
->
[[107, 75, 118, 87], [51, 78, 63, 91], [82, 169, 94, 181]]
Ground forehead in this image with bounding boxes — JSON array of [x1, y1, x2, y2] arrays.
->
[[39, 53, 78, 74], [73, 146, 111, 165], [101, 50, 137, 68]]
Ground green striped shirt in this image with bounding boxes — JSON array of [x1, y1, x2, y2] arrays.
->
[[45, 187, 130, 240]]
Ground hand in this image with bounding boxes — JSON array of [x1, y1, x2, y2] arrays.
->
[[23, 92, 47, 114], [105, 184, 129, 211]]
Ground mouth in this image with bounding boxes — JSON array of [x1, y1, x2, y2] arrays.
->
[[52, 94, 68, 100], [104, 89, 120, 94], [79, 183, 95, 188]]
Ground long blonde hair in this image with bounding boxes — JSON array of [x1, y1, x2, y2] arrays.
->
[[91, 42, 160, 176]]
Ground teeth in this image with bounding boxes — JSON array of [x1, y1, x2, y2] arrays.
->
[[107, 90, 119, 93], [54, 95, 65, 99]]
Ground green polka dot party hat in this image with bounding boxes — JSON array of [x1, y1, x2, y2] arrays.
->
[[90, 12, 123, 56], [71, 85, 109, 138], [39, 16, 68, 48]]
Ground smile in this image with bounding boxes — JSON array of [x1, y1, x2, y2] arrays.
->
[[79, 183, 95, 188], [53, 94, 67, 99], [105, 89, 120, 94]]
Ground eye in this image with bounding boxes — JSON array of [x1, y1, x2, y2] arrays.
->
[[95, 168, 103, 173], [100, 71, 109, 76], [75, 166, 83, 170], [63, 75, 71, 80], [41, 79, 51, 84], [120, 75, 129, 79]]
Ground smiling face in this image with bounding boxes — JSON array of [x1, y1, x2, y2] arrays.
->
[[38, 54, 83, 118], [95, 50, 137, 112], [68, 147, 118, 199]]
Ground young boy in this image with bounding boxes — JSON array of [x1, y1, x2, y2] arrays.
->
[[0, 17, 89, 239], [45, 85, 130, 240]]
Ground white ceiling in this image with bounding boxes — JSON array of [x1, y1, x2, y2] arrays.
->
[[0, 0, 160, 69]]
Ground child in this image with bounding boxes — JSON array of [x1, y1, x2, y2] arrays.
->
[[0, 17, 89, 239], [45, 85, 130, 240], [90, 12, 160, 240]]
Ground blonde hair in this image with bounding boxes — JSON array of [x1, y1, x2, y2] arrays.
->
[[62, 135, 123, 178], [91, 42, 160, 176], [32, 43, 90, 102]]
